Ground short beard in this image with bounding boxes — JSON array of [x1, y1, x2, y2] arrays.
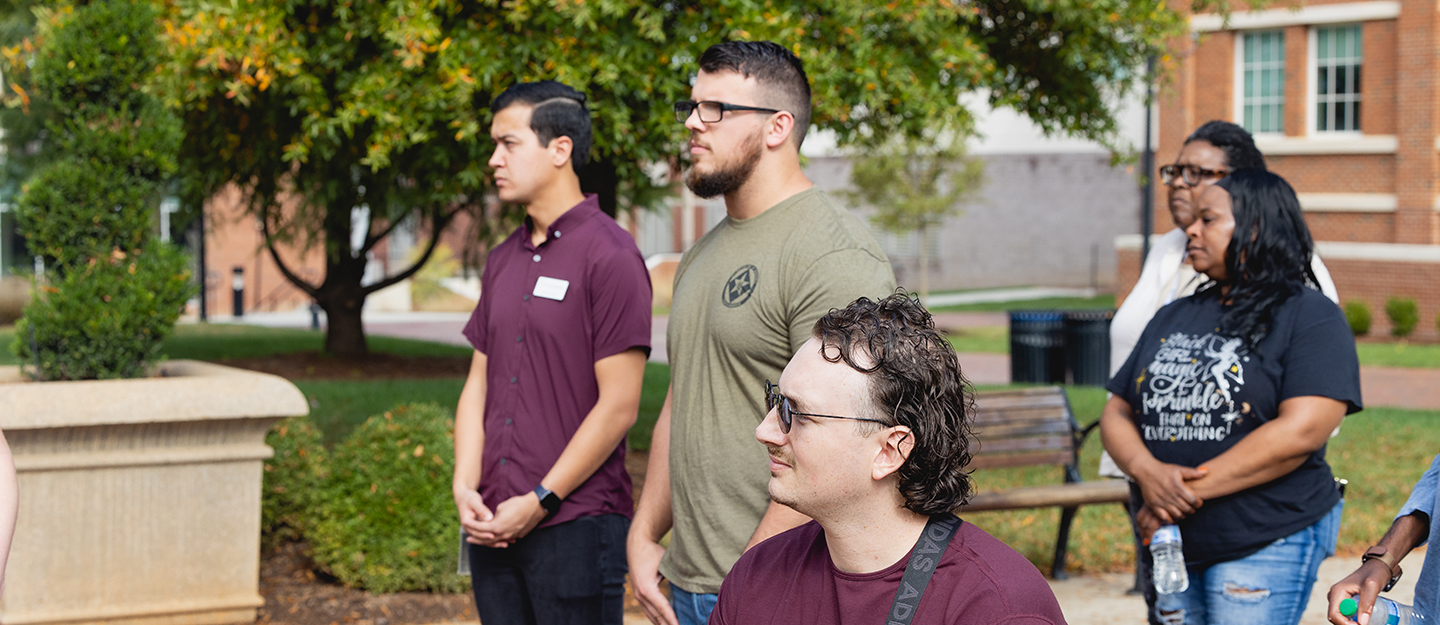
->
[[684, 130, 764, 199]]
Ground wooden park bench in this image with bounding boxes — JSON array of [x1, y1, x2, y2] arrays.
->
[[954, 386, 1130, 579]]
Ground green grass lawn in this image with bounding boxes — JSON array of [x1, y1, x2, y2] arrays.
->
[[297, 362, 671, 449], [945, 326, 1009, 354], [1355, 341, 1440, 369]]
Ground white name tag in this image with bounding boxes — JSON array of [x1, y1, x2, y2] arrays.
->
[[533, 276, 569, 301]]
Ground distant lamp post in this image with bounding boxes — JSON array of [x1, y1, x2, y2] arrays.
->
[[231, 267, 245, 318]]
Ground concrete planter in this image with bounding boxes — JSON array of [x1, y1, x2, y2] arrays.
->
[[0, 360, 308, 625]]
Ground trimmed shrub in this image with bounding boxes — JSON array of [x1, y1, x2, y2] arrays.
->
[[1386, 297, 1419, 339], [262, 418, 330, 550], [8, 0, 191, 380], [309, 403, 467, 593], [1343, 300, 1372, 337]]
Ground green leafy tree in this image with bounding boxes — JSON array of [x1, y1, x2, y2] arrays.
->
[[8, 0, 192, 380], [139, 0, 1194, 356], [847, 136, 984, 300]]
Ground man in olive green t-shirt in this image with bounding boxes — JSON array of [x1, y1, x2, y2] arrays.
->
[[627, 41, 895, 625]]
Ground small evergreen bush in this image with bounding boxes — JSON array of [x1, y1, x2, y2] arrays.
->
[[263, 418, 330, 550], [308, 403, 467, 593], [1386, 297, 1419, 339], [8, 0, 191, 380], [1343, 300, 1372, 336]]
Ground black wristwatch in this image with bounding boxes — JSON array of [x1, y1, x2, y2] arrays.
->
[[1362, 545, 1403, 592], [533, 484, 562, 517]]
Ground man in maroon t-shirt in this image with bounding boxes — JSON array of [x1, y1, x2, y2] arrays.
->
[[452, 81, 651, 625], [710, 294, 1068, 625]]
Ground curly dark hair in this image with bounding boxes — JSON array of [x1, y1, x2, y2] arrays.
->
[[1195, 168, 1320, 348], [811, 292, 975, 514]]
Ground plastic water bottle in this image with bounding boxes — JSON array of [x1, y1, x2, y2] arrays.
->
[[1340, 596, 1427, 624], [1150, 524, 1189, 594]]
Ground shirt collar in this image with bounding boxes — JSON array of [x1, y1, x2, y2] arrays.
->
[[524, 194, 602, 249]]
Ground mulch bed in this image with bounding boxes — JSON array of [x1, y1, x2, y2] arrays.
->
[[220, 352, 472, 381]]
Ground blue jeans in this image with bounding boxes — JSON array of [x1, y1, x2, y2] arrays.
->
[[468, 514, 628, 625], [1152, 499, 1343, 625], [671, 584, 719, 625]]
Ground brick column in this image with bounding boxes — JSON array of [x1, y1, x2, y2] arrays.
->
[[1394, 0, 1440, 244], [1285, 25, 1308, 137]]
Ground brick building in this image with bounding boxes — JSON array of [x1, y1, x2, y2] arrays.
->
[[1118, 0, 1440, 340]]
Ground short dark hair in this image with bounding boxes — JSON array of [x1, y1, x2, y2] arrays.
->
[[812, 292, 975, 515], [698, 41, 812, 147], [1185, 120, 1266, 171], [490, 81, 592, 173]]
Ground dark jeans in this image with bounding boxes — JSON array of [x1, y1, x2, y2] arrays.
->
[[468, 514, 629, 625]]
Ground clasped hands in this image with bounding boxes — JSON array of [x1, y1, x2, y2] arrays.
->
[[455, 488, 547, 548], [1131, 456, 1210, 541]]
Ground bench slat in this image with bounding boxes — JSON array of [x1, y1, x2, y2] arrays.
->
[[972, 420, 1074, 439], [973, 435, 1074, 455], [967, 450, 1074, 470], [956, 480, 1130, 512]]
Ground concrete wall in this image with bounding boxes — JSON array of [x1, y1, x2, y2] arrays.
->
[[806, 154, 1142, 291]]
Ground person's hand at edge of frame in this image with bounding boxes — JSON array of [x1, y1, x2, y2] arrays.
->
[[1326, 559, 1394, 625], [628, 534, 679, 625], [1131, 457, 1207, 530]]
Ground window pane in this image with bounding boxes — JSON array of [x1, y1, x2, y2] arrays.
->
[[1336, 66, 1348, 95], [1353, 101, 1362, 131], [1336, 101, 1347, 130], [1353, 65, 1362, 94], [1319, 30, 1330, 60], [1318, 66, 1329, 94], [1318, 102, 1329, 131]]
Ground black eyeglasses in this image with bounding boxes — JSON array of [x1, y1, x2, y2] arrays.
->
[[674, 100, 782, 124], [1159, 163, 1229, 186], [764, 380, 889, 434]]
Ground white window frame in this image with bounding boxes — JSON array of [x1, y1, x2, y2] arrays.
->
[[1233, 30, 1288, 137], [1308, 23, 1363, 136]]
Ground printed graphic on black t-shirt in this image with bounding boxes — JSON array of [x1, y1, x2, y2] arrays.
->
[[1107, 289, 1362, 566], [1136, 331, 1253, 445]]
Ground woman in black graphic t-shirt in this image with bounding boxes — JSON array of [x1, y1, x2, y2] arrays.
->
[[1102, 169, 1361, 625]]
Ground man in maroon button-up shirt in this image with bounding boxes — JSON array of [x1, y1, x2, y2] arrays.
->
[[452, 81, 652, 625]]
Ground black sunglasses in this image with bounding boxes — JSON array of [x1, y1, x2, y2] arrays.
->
[[1159, 163, 1229, 187], [674, 100, 782, 124], [764, 379, 889, 434]]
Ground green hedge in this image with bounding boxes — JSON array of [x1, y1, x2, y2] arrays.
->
[[1343, 300, 1372, 336], [262, 418, 330, 550], [1386, 297, 1419, 338], [306, 403, 468, 593]]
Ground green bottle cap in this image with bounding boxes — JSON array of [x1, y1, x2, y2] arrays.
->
[[1340, 598, 1358, 618]]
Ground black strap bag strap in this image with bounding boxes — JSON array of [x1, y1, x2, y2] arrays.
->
[[887, 514, 961, 625]]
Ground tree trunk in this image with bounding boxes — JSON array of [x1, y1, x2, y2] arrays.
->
[[315, 212, 371, 357], [320, 286, 368, 357]]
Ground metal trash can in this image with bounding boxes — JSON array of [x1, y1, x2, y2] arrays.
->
[[1063, 309, 1115, 386], [1009, 311, 1066, 383]]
